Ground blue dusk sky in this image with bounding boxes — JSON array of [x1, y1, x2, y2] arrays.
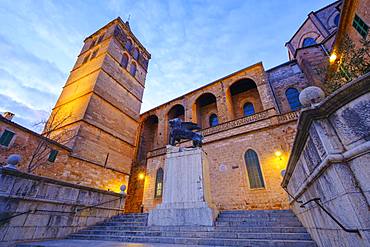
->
[[0, 0, 333, 131]]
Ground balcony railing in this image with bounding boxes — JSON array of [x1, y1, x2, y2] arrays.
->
[[146, 109, 299, 159]]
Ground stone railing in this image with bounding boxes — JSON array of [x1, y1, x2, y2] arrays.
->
[[147, 108, 299, 159], [282, 73, 370, 247], [0, 167, 125, 244]]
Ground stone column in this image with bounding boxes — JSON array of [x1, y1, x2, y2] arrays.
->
[[148, 146, 218, 226]]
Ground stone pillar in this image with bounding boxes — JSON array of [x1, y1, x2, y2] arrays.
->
[[148, 146, 218, 226]]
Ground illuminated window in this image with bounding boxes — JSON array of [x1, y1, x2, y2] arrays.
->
[[302, 37, 317, 47], [285, 88, 302, 111], [353, 14, 368, 39], [243, 102, 255, 116], [0, 130, 15, 147], [130, 62, 137, 76], [121, 53, 129, 68], [154, 168, 164, 198], [133, 48, 139, 60], [48, 150, 58, 162], [209, 114, 218, 127], [245, 149, 265, 189]]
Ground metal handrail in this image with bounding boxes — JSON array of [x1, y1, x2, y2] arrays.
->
[[300, 197, 361, 236], [0, 196, 125, 224]]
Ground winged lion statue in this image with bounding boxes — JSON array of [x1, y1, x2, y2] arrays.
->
[[168, 118, 203, 147]]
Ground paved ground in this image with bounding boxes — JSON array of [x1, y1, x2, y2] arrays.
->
[[17, 240, 215, 247]]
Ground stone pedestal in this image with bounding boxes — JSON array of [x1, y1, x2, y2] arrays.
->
[[148, 146, 218, 226]]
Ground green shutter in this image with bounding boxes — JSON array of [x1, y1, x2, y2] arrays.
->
[[0, 130, 15, 147], [48, 149, 59, 162], [352, 14, 369, 39]]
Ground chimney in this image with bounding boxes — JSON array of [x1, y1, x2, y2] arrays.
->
[[2, 112, 15, 121]]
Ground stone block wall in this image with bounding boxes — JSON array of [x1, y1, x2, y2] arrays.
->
[[282, 73, 370, 247], [0, 167, 125, 245]]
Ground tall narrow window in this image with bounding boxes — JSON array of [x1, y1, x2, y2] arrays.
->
[[82, 53, 90, 64], [130, 62, 137, 76], [334, 14, 340, 27], [302, 37, 316, 47], [97, 34, 104, 44], [90, 49, 99, 59], [209, 114, 218, 127], [132, 48, 139, 60], [0, 130, 15, 147], [353, 14, 369, 39], [243, 102, 255, 116], [245, 149, 265, 189], [154, 168, 164, 198], [125, 39, 132, 51], [285, 88, 302, 111], [120, 53, 129, 68]]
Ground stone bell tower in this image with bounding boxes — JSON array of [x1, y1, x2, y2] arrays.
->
[[48, 17, 151, 176]]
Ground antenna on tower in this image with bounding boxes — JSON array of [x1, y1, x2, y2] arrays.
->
[[127, 14, 131, 23]]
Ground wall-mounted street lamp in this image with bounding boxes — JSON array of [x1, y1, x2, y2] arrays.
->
[[138, 172, 145, 180], [274, 151, 283, 160], [329, 53, 337, 63]]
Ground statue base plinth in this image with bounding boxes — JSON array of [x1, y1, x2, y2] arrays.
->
[[148, 146, 218, 226]]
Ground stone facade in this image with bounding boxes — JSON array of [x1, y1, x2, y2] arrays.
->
[[282, 73, 370, 247], [0, 167, 125, 245]]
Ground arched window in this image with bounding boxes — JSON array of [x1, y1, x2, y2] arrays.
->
[[120, 53, 129, 68], [125, 39, 132, 51], [302, 37, 317, 47], [133, 48, 139, 60], [244, 149, 265, 189], [334, 14, 340, 27], [130, 62, 137, 76], [243, 102, 255, 116], [209, 114, 218, 127], [285, 88, 302, 111], [154, 168, 164, 198]]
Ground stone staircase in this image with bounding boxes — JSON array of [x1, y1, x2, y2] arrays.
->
[[67, 210, 317, 246]]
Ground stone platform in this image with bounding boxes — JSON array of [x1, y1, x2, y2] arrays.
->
[[148, 146, 218, 226]]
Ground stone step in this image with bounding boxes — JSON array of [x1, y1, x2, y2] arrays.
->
[[216, 217, 300, 222], [68, 234, 316, 246], [215, 221, 303, 227], [108, 217, 148, 223], [102, 221, 147, 226], [220, 210, 294, 216], [87, 225, 309, 233], [75, 229, 312, 240]]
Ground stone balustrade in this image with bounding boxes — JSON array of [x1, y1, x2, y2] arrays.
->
[[282, 73, 370, 247], [0, 167, 125, 245]]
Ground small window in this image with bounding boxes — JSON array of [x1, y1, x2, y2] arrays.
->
[[82, 53, 90, 64], [0, 130, 15, 147], [209, 114, 218, 127], [154, 168, 164, 198], [353, 14, 369, 39], [245, 149, 265, 189], [302, 37, 317, 47], [243, 102, 255, 116], [120, 53, 129, 68], [285, 88, 302, 111], [132, 48, 139, 60], [48, 149, 58, 162], [97, 34, 104, 44], [130, 62, 137, 76], [89, 39, 96, 49], [334, 14, 340, 27], [90, 49, 99, 59], [125, 39, 132, 51]]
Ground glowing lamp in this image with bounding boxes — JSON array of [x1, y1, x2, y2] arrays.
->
[[138, 173, 145, 180], [274, 151, 282, 157], [329, 53, 337, 63]]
